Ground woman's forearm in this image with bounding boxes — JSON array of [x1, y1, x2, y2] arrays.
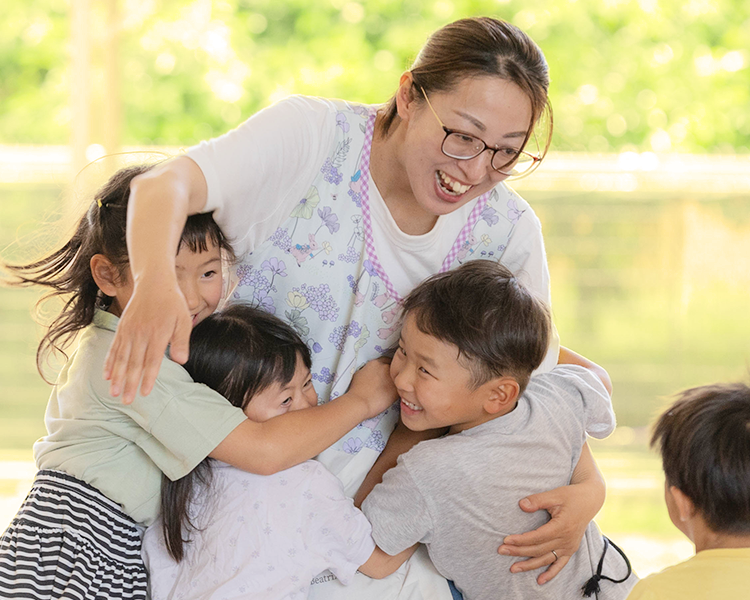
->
[[557, 346, 612, 395], [104, 157, 210, 402]]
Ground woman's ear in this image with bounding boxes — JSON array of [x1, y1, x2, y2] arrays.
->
[[395, 71, 417, 121], [90, 254, 121, 296], [484, 377, 521, 415]]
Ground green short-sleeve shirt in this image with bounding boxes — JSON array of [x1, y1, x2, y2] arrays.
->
[[34, 310, 247, 526]]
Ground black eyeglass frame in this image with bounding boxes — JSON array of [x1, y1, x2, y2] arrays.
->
[[418, 86, 542, 177]]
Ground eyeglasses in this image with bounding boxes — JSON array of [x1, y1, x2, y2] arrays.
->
[[419, 86, 541, 178]]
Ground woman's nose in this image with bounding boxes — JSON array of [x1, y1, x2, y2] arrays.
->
[[460, 151, 493, 183]]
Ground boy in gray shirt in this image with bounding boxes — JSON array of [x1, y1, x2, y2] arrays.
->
[[361, 261, 638, 599]]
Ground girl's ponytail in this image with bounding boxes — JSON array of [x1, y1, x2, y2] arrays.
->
[[3, 165, 151, 379]]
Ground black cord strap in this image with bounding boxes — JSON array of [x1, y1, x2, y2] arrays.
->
[[581, 536, 633, 598]]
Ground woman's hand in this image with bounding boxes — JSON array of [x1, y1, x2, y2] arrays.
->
[[497, 443, 605, 585], [348, 358, 399, 418], [104, 274, 192, 403]]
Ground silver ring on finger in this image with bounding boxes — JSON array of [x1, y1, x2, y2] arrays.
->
[[551, 549, 559, 562]]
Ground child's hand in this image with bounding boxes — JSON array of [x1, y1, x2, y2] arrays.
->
[[348, 358, 398, 418]]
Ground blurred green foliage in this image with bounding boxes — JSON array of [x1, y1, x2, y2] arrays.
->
[[2, 0, 748, 152]]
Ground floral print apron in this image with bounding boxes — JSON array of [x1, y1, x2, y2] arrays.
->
[[230, 100, 524, 493]]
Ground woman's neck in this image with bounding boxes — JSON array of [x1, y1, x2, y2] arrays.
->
[[369, 113, 439, 236]]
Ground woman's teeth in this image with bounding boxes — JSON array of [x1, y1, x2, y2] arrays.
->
[[401, 399, 422, 411], [437, 171, 472, 196]]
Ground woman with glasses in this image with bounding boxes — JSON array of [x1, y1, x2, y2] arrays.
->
[[107, 16, 605, 598]]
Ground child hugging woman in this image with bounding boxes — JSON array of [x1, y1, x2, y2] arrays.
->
[[143, 304, 414, 599], [0, 164, 396, 599]]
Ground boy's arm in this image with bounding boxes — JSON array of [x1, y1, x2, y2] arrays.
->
[[358, 545, 418, 579], [211, 359, 397, 475], [354, 420, 446, 507]]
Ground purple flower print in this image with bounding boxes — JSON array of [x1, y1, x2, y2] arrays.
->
[[294, 283, 339, 322], [364, 430, 386, 452], [312, 342, 323, 353], [339, 246, 360, 264], [269, 227, 292, 252], [507, 198, 525, 223], [342, 438, 363, 454], [255, 290, 275, 314], [236, 264, 271, 291], [261, 257, 287, 277], [328, 320, 363, 352], [313, 367, 335, 384], [336, 112, 350, 133], [363, 259, 377, 277], [317, 206, 340, 234], [347, 188, 362, 208], [320, 158, 343, 186], [480, 206, 500, 226]]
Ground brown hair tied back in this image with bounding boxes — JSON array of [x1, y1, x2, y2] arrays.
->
[[379, 17, 552, 164]]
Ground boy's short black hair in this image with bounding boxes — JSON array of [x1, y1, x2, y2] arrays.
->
[[651, 382, 750, 534], [401, 260, 550, 393]]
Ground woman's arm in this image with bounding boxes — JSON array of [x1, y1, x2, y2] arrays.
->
[[497, 346, 609, 584], [105, 98, 334, 404], [498, 442, 605, 584], [211, 359, 398, 475], [104, 157, 207, 403]]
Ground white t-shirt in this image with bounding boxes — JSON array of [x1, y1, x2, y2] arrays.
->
[[188, 95, 559, 372], [142, 460, 375, 600]]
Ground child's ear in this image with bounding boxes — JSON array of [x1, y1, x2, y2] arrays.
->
[[484, 377, 520, 415], [670, 486, 696, 523], [90, 254, 121, 296]]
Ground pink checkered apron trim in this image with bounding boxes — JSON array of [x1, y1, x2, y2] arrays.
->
[[358, 110, 493, 302]]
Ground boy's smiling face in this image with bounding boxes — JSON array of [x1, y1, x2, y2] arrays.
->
[[390, 313, 515, 435]]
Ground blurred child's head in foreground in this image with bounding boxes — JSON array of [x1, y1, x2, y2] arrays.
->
[[651, 382, 750, 542], [393, 260, 550, 434]]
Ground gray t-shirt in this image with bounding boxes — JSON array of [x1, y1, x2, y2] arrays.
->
[[361, 365, 637, 600]]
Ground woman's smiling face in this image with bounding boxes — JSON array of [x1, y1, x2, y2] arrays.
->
[[397, 75, 533, 220]]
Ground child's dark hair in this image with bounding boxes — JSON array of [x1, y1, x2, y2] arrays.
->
[[161, 304, 312, 562], [2, 163, 232, 379], [401, 260, 550, 394], [651, 382, 750, 534]]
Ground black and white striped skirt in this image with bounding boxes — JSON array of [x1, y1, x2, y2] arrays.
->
[[0, 470, 147, 599]]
